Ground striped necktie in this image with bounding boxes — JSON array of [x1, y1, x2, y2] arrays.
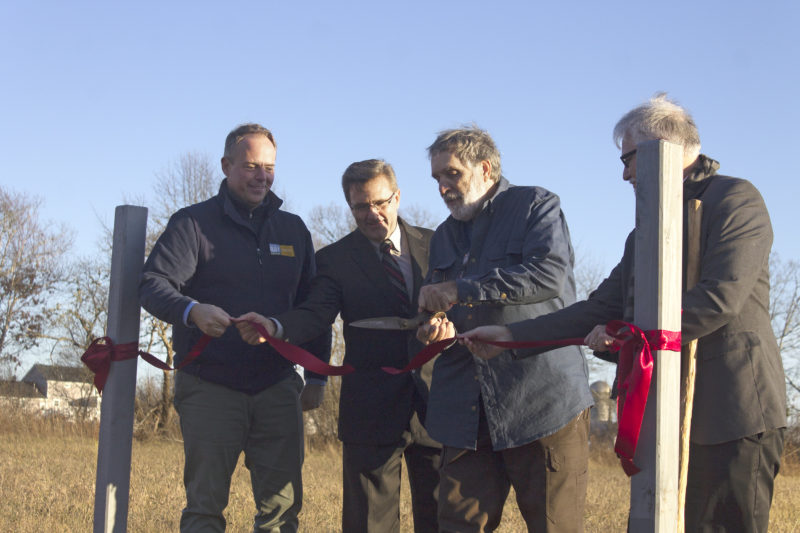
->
[[380, 239, 410, 308]]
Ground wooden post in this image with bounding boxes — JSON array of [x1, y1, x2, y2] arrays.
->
[[677, 199, 703, 532], [629, 140, 683, 532], [93, 205, 148, 533]]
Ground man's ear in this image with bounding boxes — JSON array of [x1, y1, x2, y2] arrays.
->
[[221, 156, 231, 177], [481, 160, 492, 182]]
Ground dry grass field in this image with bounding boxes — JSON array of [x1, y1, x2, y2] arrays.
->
[[1, 412, 798, 532]]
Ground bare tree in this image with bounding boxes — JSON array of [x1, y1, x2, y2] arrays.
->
[[769, 253, 800, 420], [571, 247, 615, 383], [0, 187, 72, 378], [400, 205, 440, 230], [573, 248, 608, 302], [306, 202, 355, 249], [41, 256, 110, 365]]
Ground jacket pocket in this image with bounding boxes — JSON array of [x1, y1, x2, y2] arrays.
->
[[487, 237, 524, 267], [429, 257, 458, 283], [700, 330, 761, 361]]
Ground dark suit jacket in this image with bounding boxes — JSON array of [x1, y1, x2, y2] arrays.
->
[[508, 156, 787, 445], [276, 219, 439, 446]]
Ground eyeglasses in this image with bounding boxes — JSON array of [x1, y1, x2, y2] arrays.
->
[[620, 149, 637, 169], [350, 192, 396, 214]]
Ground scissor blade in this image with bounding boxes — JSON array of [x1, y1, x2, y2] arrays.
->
[[349, 311, 432, 330], [349, 316, 410, 330]]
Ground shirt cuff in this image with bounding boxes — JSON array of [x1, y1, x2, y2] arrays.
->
[[456, 278, 481, 305], [183, 301, 198, 327], [269, 318, 285, 339]]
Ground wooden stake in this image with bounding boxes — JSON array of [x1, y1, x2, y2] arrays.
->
[[677, 199, 703, 531], [629, 140, 683, 532], [92, 205, 148, 533]]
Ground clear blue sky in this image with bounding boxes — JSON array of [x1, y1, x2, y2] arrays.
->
[[2, 1, 798, 271]]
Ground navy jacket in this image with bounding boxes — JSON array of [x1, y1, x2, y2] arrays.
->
[[425, 177, 593, 450], [139, 180, 331, 394]]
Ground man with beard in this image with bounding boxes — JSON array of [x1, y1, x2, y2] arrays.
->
[[416, 126, 593, 532]]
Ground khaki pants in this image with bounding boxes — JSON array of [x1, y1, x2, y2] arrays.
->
[[174, 371, 304, 533], [438, 408, 590, 533]]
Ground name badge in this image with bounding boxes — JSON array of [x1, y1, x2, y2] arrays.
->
[[269, 244, 295, 257]]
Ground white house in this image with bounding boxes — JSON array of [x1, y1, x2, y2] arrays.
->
[[0, 364, 100, 420]]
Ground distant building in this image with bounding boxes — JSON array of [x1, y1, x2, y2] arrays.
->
[[0, 364, 100, 420]]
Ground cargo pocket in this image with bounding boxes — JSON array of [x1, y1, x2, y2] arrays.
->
[[544, 412, 590, 527]]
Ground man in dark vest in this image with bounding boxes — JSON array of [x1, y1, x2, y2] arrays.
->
[[140, 123, 330, 532]]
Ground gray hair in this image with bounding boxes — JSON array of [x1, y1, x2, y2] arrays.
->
[[224, 123, 276, 159], [427, 125, 502, 182], [613, 93, 701, 160]]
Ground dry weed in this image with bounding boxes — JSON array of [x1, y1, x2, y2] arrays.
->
[[0, 409, 798, 532]]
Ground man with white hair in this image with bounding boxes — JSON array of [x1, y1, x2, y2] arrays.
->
[[462, 94, 787, 532]]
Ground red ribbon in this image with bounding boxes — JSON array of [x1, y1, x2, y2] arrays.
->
[[381, 336, 585, 374], [604, 320, 681, 476], [384, 321, 680, 477], [230, 318, 354, 377], [82, 314, 678, 477], [81, 337, 173, 394], [81, 319, 353, 394]]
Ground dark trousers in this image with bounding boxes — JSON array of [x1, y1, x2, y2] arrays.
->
[[685, 428, 785, 533], [342, 430, 440, 533], [438, 408, 590, 533], [174, 372, 304, 533]]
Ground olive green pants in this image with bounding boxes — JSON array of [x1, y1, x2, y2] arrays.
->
[[174, 372, 304, 533]]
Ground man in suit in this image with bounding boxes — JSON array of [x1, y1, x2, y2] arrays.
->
[[238, 159, 440, 532], [462, 94, 787, 533]]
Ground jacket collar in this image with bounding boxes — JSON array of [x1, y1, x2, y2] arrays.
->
[[683, 154, 720, 199], [485, 176, 511, 212], [218, 179, 282, 225]]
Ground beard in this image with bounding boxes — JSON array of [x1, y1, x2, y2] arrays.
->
[[443, 175, 490, 221]]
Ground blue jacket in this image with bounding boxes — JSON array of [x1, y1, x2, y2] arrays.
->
[[425, 177, 593, 450], [139, 180, 331, 394]]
